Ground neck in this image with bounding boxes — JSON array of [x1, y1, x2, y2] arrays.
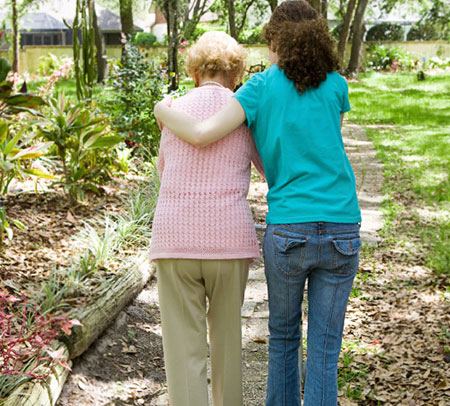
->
[[197, 75, 233, 90]]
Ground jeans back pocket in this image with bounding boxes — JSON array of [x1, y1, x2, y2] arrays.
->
[[331, 237, 361, 274], [273, 231, 308, 276]]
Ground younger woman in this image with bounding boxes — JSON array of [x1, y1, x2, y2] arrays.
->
[[149, 31, 264, 406], [154, 2, 361, 405]]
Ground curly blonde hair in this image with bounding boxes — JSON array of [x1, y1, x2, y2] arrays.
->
[[186, 31, 247, 83]]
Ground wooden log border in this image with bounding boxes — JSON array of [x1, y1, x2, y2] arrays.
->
[[3, 258, 154, 406]]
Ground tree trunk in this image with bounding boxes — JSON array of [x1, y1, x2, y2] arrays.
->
[[92, 1, 107, 83], [307, 0, 321, 14], [267, 0, 278, 13], [337, 0, 357, 66], [119, 0, 134, 60], [11, 0, 19, 74], [347, 0, 369, 77], [61, 257, 152, 358], [3, 342, 71, 406], [181, 0, 209, 41], [321, 0, 328, 19], [226, 0, 237, 40], [166, 0, 179, 91]]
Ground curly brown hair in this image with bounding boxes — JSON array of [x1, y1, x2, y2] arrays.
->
[[262, 1, 339, 94]]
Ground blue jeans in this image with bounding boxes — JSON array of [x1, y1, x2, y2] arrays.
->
[[263, 222, 361, 406]]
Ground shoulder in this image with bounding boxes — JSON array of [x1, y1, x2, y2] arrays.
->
[[327, 71, 348, 89], [235, 65, 277, 99], [173, 86, 233, 109]]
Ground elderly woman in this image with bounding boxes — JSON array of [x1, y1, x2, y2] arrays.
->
[[149, 31, 264, 406]]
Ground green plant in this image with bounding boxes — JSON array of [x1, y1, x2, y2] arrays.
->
[[103, 41, 166, 157], [239, 27, 266, 44], [367, 45, 417, 71], [366, 22, 405, 42], [64, 0, 96, 101], [133, 32, 157, 46], [0, 58, 53, 249], [115, 147, 134, 173], [0, 291, 76, 400], [407, 23, 439, 41], [38, 93, 122, 203], [37, 164, 160, 313], [37, 53, 74, 78]]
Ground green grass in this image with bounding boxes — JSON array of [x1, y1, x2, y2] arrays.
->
[[348, 71, 450, 274], [27, 78, 106, 100]]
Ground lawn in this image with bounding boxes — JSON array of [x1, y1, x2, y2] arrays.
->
[[348, 71, 450, 275]]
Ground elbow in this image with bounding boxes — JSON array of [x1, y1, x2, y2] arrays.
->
[[190, 128, 211, 148]]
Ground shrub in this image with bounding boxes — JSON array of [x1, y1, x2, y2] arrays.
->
[[239, 27, 266, 44], [38, 93, 123, 204], [103, 41, 166, 157], [0, 291, 78, 400], [367, 45, 418, 71], [426, 56, 450, 70], [366, 22, 405, 42], [407, 23, 439, 41], [37, 53, 74, 78], [191, 24, 225, 42], [133, 32, 157, 46]]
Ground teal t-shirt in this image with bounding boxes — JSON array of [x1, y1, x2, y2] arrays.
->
[[234, 65, 361, 224]]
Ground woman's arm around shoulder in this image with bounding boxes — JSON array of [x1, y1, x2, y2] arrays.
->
[[154, 97, 246, 147]]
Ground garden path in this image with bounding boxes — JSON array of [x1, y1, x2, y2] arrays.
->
[[56, 124, 386, 406]]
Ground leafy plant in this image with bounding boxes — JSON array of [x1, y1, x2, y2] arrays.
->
[[407, 23, 440, 41], [0, 57, 52, 250], [366, 22, 405, 42], [102, 41, 166, 157], [0, 291, 78, 400], [239, 27, 266, 44], [133, 32, 157, 46], [37, 53, 74, 79], [367, 45, 418, 71], [38, 93, 123, 204]]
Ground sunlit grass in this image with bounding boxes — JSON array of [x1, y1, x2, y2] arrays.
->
[[348, 71, 450, 274]]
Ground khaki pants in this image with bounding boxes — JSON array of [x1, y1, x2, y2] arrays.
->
[[156, 258, 249, 406]]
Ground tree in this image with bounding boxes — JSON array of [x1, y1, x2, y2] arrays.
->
[[11, 0, 19, 73], [181, 0, 211, 40], [160, 0, 179, 91], [92, 0, 107, 82], [347, 0, 369, 76], [337, 0, 357, 65], [9, 0, 35, 74], [212, 0, 270, 39], [226, 0, 237, 39], [267, 0, 277, 12], [119, 0, 134, 60], [307, 0, 328, 17]]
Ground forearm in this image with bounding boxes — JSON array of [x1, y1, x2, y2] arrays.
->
[[154, 97, 247, 147]]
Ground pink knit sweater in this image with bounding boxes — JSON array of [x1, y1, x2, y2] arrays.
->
[[149, 85, 265, 260]]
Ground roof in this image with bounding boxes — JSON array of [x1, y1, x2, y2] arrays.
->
[[0, 7, 142, 32], [21, 12, 67, 30]]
